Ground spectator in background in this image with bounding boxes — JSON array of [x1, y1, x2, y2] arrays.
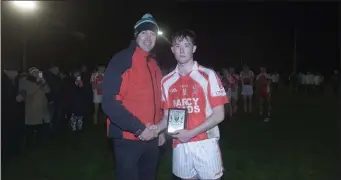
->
[[332, 70, 339, 95], [2, 60, 25, 158], [222, 68, 233, 118], [44, 64, 62, 137], [20, 67, 50, 146], [60, 71, 71, 131], [228, 67, 240, 114], [271, 71, 280, 92], [91, 65, 105, 125], [306, 72, 315, 93], [240, 65, 254, 113], [289, 71, 299, 93], [313, 73, 324, 94], [68, 69, 87, 134], [298, 72, 306, 93], [80, 64, 93, 121]]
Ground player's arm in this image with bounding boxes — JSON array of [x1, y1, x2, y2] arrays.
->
[[190, 71, 227, 137], [190, 105, 225, 137]]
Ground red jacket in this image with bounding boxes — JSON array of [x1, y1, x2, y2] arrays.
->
[[102, 41, 162, 140]]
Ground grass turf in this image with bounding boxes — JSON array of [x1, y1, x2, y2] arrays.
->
[[2, 90, 339, 180]]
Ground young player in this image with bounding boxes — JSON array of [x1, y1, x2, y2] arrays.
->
[[222, 68, 232, 117], [90, 65, 105, 125], [154, 30, 228, 180], [228, 67, 240, 113], [256, 67, 271, 121], [240, 65, 254, 113]]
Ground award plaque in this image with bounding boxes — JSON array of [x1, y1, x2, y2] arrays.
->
[[167, 108, 187, 134]]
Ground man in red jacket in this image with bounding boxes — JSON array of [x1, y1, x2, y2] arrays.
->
[[102, 13, 165, 180]]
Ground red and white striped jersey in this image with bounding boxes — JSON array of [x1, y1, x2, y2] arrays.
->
[[161, 61, 228, 147], [225, 73, 239, 89], [256, 73, 271, 91], [91, 72, 104, 95], [240, 70, 254, 85]]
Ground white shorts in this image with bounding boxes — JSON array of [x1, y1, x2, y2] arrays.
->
[[93, 92, 102, 103], [172, 138, 223, 179], [241, 85, 253, 96]]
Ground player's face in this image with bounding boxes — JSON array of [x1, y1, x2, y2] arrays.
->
[[136, 30, 157, 53], [171, 37, 197, 65]]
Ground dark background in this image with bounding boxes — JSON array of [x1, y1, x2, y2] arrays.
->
[[2, 2, 339, 74]]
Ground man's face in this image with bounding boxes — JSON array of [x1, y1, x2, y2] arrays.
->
[[171, 37, 197, 64], [243, 66, 249, 71], [136, 30, 157, 53], [51, 66, 60, 75]]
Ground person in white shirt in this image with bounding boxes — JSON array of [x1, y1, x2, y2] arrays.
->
[[300, 73, 308, 93], [314, 73, 324, 93], [271, 72, 279, 92], [240, 65, 254, 113], [306, 72, 314, 93]]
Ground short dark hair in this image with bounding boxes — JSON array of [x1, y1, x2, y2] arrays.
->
[[171, 29, 196, 45]]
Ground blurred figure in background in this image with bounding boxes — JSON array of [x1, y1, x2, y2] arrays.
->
[[20, 67, 50, 146], [222, 68, 233, 118], [80, 64, 93, 123], [271, 71, 280, 92], [229, 67, 240, 114], [44, 64, 62, 137], [306, 72, 315, 93], [313, 73, 324, 94], [331, 70, 339, 95], [91, 65, 105, 125], [240, 65, 254, 113], [68, 70, 88, 134], [256, 67, 272, 121], [2, 60, 25, 158]]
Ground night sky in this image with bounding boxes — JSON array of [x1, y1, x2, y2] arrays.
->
[[2, 2, 339, 75]]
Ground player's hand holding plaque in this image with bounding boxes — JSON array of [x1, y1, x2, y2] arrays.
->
[[167, 108, 187, 134]]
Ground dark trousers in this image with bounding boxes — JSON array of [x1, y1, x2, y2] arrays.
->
[[48, 103, 62, 136], [113, 138, 159, 180], [25, 124, 45, 146], [2, 120, 25, 159]]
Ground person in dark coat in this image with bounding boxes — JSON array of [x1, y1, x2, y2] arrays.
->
[[44, 64, 62, 136], [68, 70, 88, 133], [1, 60, 25, 158]]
